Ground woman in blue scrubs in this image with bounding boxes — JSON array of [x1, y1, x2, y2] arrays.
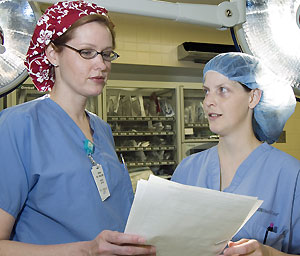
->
[[172, 52, 300, 255], [0, 1, 155, 255]]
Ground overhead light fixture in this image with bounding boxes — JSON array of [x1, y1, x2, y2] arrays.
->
[[0, 0, 39, 97], [0, 26, 6, 54], [233, 0, 300, 96]]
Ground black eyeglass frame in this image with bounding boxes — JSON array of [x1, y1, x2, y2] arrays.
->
[[53, 43, 119, 61]]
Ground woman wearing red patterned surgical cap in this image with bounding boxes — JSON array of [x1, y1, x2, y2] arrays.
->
[[0, 1, 155, 255]]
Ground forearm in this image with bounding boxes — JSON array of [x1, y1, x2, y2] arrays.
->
[[0, 240, 92, 256]]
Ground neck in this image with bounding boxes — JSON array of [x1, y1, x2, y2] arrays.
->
[[217, 129, 262, 191], [49, 86, 87, 122], [49, 86, 94, 142], [218, 131, 262, 161]]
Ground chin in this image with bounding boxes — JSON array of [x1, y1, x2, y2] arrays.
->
[[89, 85, 105, 97], [208, 125, 220, 135]]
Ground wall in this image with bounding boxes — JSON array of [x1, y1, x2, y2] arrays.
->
[[110, 12, 233, 68], [109, 12, 300, 160], [274, 103, 300, 160]]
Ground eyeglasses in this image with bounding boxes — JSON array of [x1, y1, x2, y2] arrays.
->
[[55, 43, 119, 61]]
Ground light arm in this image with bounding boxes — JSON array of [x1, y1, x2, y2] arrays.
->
[[34, 0, 246, 28]]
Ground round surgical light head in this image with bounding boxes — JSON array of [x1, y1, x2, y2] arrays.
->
[[0, 0, 39, 97], [234, 0, 300, 95], [296, 4, 300, 29], [0, 26, 5, 54]]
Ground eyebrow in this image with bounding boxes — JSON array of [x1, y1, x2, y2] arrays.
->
[[203, 83, 226, 90], [77, 43, 113, 50]]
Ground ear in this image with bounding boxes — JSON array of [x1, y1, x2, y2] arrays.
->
[[45, 43, 59, 67], [249, 89, 262, 109]]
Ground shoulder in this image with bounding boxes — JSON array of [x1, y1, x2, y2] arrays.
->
[[260, 144, 300, 193], [262, 143, 300, 169], [86, 111, 113, 137], [0, 97, 48, 128], [87, 111, 111, 129], [172, 146, 217, 181]]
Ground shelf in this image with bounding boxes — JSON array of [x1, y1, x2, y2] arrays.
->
[[184, 138, 219, 143], [112, 131, 175, 136], [108, 116, 175, 121], [106, 85, 178, 176], [115, 145, 175, 152], [185, 123, 209, 128], [126, 160, 176, 167]]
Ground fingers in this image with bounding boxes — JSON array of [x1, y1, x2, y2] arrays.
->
[[95, 230, 156, 255], [100, 230, 147, 246], [101, 243, 155, 255], [136, 254, 156, 256], [223, 239, 260, 256], [228, 239, 250, 247]]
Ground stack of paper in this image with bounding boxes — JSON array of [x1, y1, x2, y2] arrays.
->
[[125, 175, 262, 256]]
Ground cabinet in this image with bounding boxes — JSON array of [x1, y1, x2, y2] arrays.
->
[[14, 83, 101, 116], [180, 86, 218, 159], [16, 84, 46, 104], [103, 81, 180, 177], [0, 96, 5, 111]]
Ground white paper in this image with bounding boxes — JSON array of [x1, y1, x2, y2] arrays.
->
[[125, 175, 263, 256]]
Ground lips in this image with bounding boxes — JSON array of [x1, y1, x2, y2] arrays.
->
[[90, 76, 105, 83], [208, 113, 222, 119]]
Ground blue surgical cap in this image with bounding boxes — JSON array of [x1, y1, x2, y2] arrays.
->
[[203, 52, 296, 144]]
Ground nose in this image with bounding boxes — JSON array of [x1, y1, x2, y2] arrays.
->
[[203, 91, 216, 107], [94, 54, 108, 70]]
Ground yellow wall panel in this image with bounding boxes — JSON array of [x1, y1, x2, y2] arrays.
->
[[274, 103, 300, 160], [123, 42, 137, 51]]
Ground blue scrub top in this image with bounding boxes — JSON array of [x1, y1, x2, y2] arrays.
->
[[0, 96, 134, 244], [172, 144, 300, 254]]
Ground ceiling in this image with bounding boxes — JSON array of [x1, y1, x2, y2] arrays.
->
[[37, 0, 223, 13], [163, 0, 223, 3]]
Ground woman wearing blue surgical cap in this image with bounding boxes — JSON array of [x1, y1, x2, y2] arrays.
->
[[172, 52, 300, 255]]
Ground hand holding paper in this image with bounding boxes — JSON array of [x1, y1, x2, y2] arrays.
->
[[125, 175, 262, 256]]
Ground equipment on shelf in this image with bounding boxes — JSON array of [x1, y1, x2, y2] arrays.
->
[[106, 86, 178, 176]]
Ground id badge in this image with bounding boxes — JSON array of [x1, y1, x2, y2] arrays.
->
[[91, 164, 110, 201]]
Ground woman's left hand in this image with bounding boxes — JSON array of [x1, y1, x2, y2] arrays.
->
[[220, 239, 272, 256]]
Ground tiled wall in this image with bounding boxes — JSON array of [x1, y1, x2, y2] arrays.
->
[[110, 12, 300, 160], [110, 12, 233, 67]]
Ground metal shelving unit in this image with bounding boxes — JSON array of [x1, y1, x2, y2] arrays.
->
[[103, 81, 180, 177], [180, 85, 219, 159]]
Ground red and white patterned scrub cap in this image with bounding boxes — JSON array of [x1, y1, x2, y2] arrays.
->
[[24, 0, 109, 92]]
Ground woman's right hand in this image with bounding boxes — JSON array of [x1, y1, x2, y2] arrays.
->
[[88, 230, 156, 255]]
